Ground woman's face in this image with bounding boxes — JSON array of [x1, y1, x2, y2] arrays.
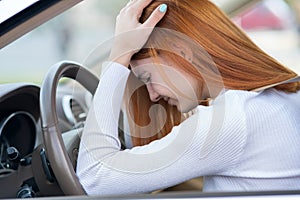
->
[[130, 56, 201, 113]]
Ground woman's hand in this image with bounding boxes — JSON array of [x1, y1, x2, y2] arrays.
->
[[109, 0, 167, 67]]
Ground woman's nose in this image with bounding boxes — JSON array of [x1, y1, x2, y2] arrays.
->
[[146, 84, 161, 102]]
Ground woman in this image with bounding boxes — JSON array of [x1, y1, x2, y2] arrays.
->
[[77, 0, 300, 196]]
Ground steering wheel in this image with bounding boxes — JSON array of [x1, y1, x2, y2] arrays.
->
[[40, 61, 99, 195]]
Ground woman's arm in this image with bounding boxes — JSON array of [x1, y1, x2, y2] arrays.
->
[[76, 62, 248, 195], [76, 0, 247, 195]]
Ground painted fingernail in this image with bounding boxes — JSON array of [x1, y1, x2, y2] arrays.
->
[[159, 4, 167, 13]]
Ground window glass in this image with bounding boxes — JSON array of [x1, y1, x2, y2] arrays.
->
[[0, 0, 299, 84], [0, 0, 126, 84], [233, 0, 300, 74]]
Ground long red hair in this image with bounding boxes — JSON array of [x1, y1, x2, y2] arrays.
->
[[124, 0, 300, 146]]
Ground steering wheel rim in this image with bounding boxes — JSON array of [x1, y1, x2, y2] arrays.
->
[[40, 61, 99, 195]]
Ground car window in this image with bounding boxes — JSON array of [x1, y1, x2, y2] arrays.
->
[[233, 0, 300, 74], [0, 0, 126, 84], [0, 0, 299, 84]]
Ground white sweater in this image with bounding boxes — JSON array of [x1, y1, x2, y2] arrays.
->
[[76, 62, 300, 196]]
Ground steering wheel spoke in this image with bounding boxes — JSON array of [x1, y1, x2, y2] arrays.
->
[[40, 61, 99, 195]]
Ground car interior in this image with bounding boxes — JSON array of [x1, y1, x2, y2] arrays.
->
[[0, 0, 300, 199]]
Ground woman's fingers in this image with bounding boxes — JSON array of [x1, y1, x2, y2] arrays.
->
[[132, 0, 154, 13], [127, 0, 166, 22], [143, 4, 167, 28], [110, 1, 167, 66]]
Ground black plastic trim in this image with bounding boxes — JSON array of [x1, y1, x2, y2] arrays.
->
[[0, 0, 61, 36], [40, 148, 55, 183]]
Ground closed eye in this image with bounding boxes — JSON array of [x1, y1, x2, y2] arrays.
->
[[137, 72, 151, 84]]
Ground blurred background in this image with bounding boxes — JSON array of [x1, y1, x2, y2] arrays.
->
[[0, 0, 300, 84]]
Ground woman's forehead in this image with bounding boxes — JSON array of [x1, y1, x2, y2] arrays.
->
[[130, 58, 154, 68]]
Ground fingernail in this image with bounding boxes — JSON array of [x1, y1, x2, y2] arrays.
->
[[159, 4, 167, 13]]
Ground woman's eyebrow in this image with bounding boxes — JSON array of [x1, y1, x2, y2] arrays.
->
[[136, 71, 147, 80]]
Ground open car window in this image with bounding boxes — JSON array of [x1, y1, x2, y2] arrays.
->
[[0, 0, 126, 84], [0, 0, 300, 199], [0, 0, 299, 84]]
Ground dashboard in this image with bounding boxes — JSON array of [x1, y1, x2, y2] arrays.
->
[[0, 81, 90, 198], [0, 83, 41, 172]]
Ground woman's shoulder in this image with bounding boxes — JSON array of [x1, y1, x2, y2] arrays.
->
[[194, 89, 252, 124], [216, 88, 300, 103], [211, 89, 259, 106], [223, 89, 259, 98], [220, 88, 300, 114]]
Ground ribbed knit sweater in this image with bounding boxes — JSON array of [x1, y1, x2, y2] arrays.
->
[[77, 62, 300, 196]]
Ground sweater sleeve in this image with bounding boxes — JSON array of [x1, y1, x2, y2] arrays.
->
[[76, 62, 248, 196]]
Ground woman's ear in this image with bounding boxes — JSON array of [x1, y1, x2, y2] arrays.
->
[[170, 42, 193, 62]]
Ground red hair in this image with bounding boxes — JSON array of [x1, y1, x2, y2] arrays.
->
[[124, 0, 300, 146]]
